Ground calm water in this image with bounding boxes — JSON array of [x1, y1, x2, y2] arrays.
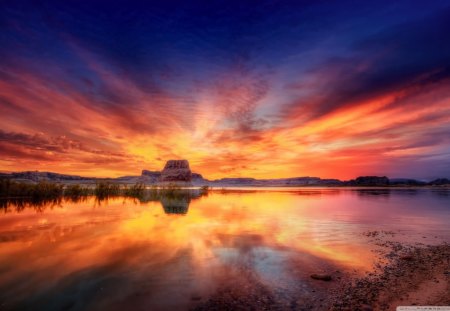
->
[[0, 188, 449, 310]]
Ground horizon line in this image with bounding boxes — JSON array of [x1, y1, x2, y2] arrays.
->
[[1, 169, 448, 183]]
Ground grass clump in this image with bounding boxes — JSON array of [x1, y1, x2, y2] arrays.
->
[[94, 182, 120, 199], [64, 184, 92, 198], [1, 179, 210, 211], [123, 183, 146, 198], [0, 179, 63, 199], [200, 185, 209, 194]]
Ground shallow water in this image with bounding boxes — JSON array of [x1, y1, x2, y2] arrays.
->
[[0, 188, 449, 310]]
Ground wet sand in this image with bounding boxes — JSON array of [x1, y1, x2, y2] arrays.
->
[[191, 234, 450, 311]]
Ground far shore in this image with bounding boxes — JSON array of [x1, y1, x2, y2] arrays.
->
[[2, 178, 450, 189], [2, 169, 449, 189]]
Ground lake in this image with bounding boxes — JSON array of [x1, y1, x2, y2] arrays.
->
[[0, 188, 449, 310]]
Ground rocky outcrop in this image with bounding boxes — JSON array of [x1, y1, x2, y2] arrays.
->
[[191, 173, 204, 180], [209, 176, 341, 186], [140, 170, 161, 183], [428, 178, 450, 185], [213, 178, 256, 185], [389, 178, 426, 186], [347, 176, 390, 186], [4, 171, 92, 182], [283, 177, 321, 185], [141, 170, 161, 177], [160, 160, 192, 183]]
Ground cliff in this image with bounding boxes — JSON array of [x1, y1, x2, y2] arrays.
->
[[160, 160, 192, 183]]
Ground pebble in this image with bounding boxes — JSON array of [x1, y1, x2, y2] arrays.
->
[[361, 304, 373, 311], [310, 274, 332, 281]]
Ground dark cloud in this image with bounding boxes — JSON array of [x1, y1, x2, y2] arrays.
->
[[0, 142, 55, 162], [281, 6, 450, 120]]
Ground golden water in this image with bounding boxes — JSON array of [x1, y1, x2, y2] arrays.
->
[[0, 188, 449, 310]]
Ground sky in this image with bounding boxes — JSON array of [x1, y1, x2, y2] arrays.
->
[[0, 0, 450, 180]]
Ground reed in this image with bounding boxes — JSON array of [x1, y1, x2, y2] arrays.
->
[[123, 183, 146, 198], [64, 184, 92, 197], [0, 179, 63, 199], [1, 179, 209, 210], [200, 185, 209, 194], [94, 182, 120, 199]]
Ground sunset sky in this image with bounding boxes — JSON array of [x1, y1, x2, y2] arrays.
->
[[1, 0, 450, 180]]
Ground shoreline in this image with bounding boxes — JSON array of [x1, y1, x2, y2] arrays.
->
[[2, 170, 449, 189], [191, 235, 450, 311], [330, 243, 450, 310]]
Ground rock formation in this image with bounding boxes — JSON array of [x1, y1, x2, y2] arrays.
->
[[389, 178, 426, 186], [209, 176, 339, 186], [347, 176, 390, 186], [191, 172, 204, 180], [2, 171, 91, 182], [140, 170, 161, 183], [428, 178, 450, 185], [160, 160, 192, 183]]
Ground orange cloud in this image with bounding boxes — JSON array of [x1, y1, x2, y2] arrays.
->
[[1, 42, 450, 179]]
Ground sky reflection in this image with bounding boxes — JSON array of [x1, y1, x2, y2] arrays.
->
[[0, 189, 449, 310]]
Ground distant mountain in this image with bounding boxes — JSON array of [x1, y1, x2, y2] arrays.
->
[[208, 176, 342, 187], [345, 176, 389, 186], [141, 170, 161, 183], [0, 171, 96, 182], [389, 178, 427, 186], [428, 178, 450, 186]]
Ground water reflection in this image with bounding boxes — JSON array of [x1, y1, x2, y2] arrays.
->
[[0, 197, 65, 213], [140, 189, 205, 215], [2, 187, 449, 215], [354, 189, 392, 197], [0, 189, 206, 215], [160, 197, 191, 214], [0, 188, 449, 310]]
